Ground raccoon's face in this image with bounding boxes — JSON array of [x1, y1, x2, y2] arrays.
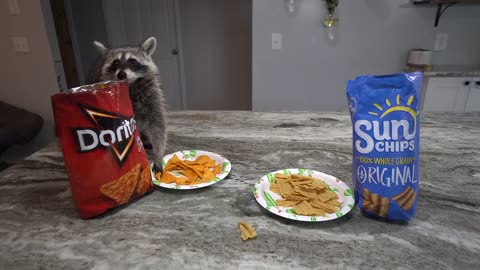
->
[[93, 37, 158, 84]]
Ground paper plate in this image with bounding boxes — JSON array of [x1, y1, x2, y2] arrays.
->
[[153, 150, 231, 189], [253, 168, 355, 222]]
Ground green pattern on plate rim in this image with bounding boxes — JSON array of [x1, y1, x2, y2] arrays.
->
[[252, 168, 355, 222], [263, 191, 277, 207], [327, 186, 340, 193], [153, 150, 232, 190], [253, 186, 259, 196], [222, 162, 229, 170], [286, 209, 298, 220], [344, 189, 353, 196], [182, 150, 197, 159], [266, 174, 276, 183]]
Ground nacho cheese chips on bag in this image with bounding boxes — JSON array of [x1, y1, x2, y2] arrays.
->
[[346, 72, 422, 221], [51, 81, 154, 219]]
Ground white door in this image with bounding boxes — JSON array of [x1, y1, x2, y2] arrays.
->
[[102, 0, 184, 110], [423, 77, 470, 112], [465, 77, 480, 112]]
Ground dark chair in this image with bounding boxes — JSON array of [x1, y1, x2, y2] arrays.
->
[[0, 101, 43, 154]]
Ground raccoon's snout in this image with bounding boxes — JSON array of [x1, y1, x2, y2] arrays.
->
[[117, 71, 127, 80]]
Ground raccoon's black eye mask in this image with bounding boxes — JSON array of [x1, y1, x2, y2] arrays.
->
[[108, 59, 120, 72], [128, 58, 138, 65], [128, 59, 148, 73], [106, 57, 148, 74]]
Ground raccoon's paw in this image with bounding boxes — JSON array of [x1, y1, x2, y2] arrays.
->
[[153, 163, 163, 174]]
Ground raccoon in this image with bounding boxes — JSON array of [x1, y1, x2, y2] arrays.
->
[[88, 37, 167, 170]]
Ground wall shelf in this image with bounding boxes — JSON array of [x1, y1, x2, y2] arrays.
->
[[412, 0, 480, 27], [413, 0, 480, 4]]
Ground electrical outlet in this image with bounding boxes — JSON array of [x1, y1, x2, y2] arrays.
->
[[272, 33, 282, 50], [12, 37, 30, 53], [8, 0, 20, 15], [434, 32, 448, 51]]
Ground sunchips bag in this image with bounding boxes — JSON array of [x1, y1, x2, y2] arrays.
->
[[51, 81, 155, 219], [346, 72, 422, 221]]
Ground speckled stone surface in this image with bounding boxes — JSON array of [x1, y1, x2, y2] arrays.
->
[[1, 111, 479, 270], [407, 65, 480, 77]]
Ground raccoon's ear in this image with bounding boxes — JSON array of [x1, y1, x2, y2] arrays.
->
[[141, 37, 157, 56], [93, 41, 108, 55]]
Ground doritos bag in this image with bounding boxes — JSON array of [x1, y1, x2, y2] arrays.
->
[[346, 72, 422, 221], [51, 81, 155, 219]]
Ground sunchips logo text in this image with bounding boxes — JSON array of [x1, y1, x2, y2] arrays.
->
[[354, 94, 417, 155], [73, 104, 137, 166]]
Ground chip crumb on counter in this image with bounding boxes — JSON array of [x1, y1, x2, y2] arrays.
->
[[239, 221, 256, 241]]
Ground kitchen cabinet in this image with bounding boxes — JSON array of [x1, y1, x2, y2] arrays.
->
[[422, 77, 480, 112], [465, 79, 480, 112]]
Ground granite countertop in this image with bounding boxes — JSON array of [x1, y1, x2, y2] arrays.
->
[[406, 65, 480, 77], [1, 111, 479, 269]]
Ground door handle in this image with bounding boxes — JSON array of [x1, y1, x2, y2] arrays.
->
[[476, 81, 480, 86], [172, 49, 178, 55], [464, 81, 470, 86]]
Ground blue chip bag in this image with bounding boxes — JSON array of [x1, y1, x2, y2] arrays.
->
[[346, 72, 422, 221]]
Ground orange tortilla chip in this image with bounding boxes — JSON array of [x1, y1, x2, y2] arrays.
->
[[160, 171, 188, 184], [212, 164, 222, 174], [176, 176, 194, 185], [179, 169, 199, 181], [159, 154, 220, 185], [187, 164, 207, 173], [164, 154, 182, 171], [202, 168, 216, 182], [184, 155, 211, 165]]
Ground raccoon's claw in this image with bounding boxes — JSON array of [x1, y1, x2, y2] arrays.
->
[[153, 163, 163, 174]]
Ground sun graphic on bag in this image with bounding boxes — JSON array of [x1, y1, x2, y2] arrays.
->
[[368, 94, 418, 126]]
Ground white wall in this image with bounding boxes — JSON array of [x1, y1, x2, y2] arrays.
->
[[252, 0, 480, 111], [180, 0, 252, 110], [0, 0, 58, 161]]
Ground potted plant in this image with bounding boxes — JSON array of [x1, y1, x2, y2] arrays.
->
[[322, 0, 339, 28]]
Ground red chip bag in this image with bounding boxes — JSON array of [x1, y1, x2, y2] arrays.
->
[[51, 81, 154, 218]]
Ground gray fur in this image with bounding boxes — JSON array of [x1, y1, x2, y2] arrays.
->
[[88, 37, 167, 168]]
